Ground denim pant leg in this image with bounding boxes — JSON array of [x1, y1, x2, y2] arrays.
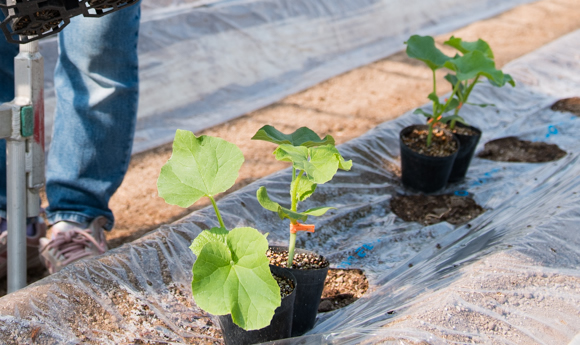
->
[[45, 4, 141, 230], [0, 11, 20, 219]]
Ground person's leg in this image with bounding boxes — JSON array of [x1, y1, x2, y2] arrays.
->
[[45, 3, 141, 231]]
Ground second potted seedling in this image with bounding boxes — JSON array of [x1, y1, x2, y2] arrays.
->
[[252, 125, 352, 336], [403, 35, 515, 191]]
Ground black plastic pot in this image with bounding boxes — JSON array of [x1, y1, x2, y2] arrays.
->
[[448, 124, 482, 183], [269, 246, 329, 337], [399, 125, 459, 193], [218, 265, 297, 345]]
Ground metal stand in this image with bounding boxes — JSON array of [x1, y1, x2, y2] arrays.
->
[[0, 41, 45, 293]]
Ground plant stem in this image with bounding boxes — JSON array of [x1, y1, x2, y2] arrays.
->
[[209, 195, 225, 229], [287, 170, 304, 267], [432, 70, 437, 117], [287, 230, 296, 268], [426, 121, 434, 147]]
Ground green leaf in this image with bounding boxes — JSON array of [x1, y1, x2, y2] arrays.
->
[[251, 125, 335, 147], [413, 108, 433, 118], [444, 74, 464, 94], [466, 102, 494, 108], [256, 186, 280, 213], [296, 178, 317, 202], [303, 206, 335, 217], [405, 35, 451, 71], [444, 51, 510, 85], [440, 115, 467, 125], [428, 92, 441, 106], [158, 130, 244, 207], [273, 144, 309, 164], [445, 98, 461, 113], [444, 36, 493, 59], [303, 146, 343, 184], [256, 186, 308, 222], [189, 227, 228, 257], [337, 153, 353, 171], [192, 227, 281, 331]]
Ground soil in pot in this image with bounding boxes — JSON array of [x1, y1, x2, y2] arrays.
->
[[390, 193, 484, 226], [400, 125, 459, 193], [319, 268, 369, 312], [477, 137, 566, 163], [218, 265, 296, 345], [267, 247, 329, 336], [448, 124, 482, 183], [551, 97, 580, 116]]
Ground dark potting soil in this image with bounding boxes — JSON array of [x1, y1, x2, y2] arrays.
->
[[401, 127, 457, 157], [390, 194, 484, 226], [274, 274, 295, 298], [477, 137, 566, 163], [318, 268, 368, 313], [451, 125, 478, 136], [266, 249, 330, 270], [551, 97, 580, 116]]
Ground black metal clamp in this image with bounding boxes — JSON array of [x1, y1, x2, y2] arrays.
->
[[0, 0, 138, 44]]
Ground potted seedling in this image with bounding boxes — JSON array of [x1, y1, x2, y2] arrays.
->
[[439, 36, 515, 182], [157, 130, 297, 345], [251, 125, 352, 336], [404, 35, 515, 186]]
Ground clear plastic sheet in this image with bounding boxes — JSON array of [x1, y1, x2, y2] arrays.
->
[[1, 26, 579, 345], [38, 0, 535, 154]]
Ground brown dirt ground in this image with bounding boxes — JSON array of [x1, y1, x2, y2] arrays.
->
[[478, 136, 568, 162], [45, 0, 580, 255]]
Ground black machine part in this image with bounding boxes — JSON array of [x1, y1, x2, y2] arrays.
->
[[0, 0, 138, 44]]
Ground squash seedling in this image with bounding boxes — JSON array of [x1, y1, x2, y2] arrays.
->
[[157, 130, 281, 331], [405, 35, 515, 145], [251, 126, 352, 267]]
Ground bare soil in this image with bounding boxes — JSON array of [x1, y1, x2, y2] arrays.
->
[[2, 0, 580, 296], [319, 268, 369, 312], [390, 194, 484, 226], [551, 97, 580, 116], [477, 137, 567, 163]]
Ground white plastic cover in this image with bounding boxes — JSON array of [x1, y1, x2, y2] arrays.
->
[[1, 28, 579, 344], [39, 0, 535, 154]]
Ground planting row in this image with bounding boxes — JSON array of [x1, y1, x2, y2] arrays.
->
[[1, 31, 579, 344]]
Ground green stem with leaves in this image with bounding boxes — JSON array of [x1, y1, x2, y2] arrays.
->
[[449, 75, 480, 129], [287, 168, 305, 267], [209, 195, 226, 229]]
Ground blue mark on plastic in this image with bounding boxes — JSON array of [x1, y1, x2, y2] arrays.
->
[[455, 190, 469, 197], [338, 240, 380, 268], [546, 125, 558, 138], [470, 168, 502, 187]]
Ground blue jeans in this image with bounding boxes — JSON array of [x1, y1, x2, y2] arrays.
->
[[0, 4, 141, 230]]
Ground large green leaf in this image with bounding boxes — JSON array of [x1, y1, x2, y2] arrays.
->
[[157, 130, 244, 207], [405, 35, 451, 71], [444, 51, 509, 85], [192, 227, 281, 331], [189, 227, 228, 256], [444, 36, 493, 59], [252, 125, 335, 147]]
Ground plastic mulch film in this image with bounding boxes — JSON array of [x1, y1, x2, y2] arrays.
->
[[38, 0, 535, 154], [2, 29, 580, 345]]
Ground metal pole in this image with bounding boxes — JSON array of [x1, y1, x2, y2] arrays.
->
[[7, 40, 44, 293], [6, 139, 26, 292]]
